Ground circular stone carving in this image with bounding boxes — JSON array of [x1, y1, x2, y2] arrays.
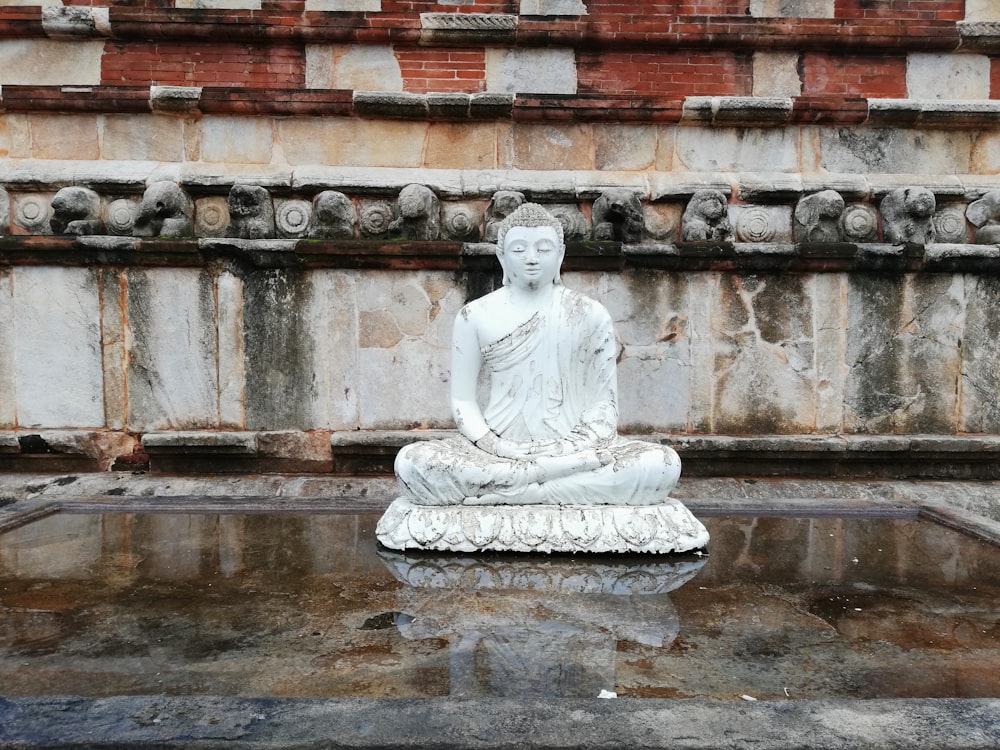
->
[[442, 203, 482, 242], [195, 197, 230, 238], [14, 195, 53, 233], [840, 204, 878, 242], [276, 199, 312, 239], [360, 200, 394, 238], [735, 207, 775, 243], [105, 199, 138, 236], [933, 206, 970, 243]]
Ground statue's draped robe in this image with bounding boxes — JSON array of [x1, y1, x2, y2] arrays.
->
[[395, 287, 680, 506]]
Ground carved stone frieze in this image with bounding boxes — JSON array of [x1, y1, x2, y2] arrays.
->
[[794, 190, 845, 243], [681, 189, 732, 242], [13, 194, 54, 235], [105, 199, 139, 236], [841, 204, 878, 242], [880, 187, 936, 245], [933, 206, 971, 244], [227, 184, 276, 240], [359, 199, 394, 238], [484, 190, 525, 242], [194, 197, 230, 238], [592, 188, 644, 243], [376, 496, 710, 554], [275, 199, 312, 239], [134, 181, 194, 238], [967, 190, 1000, 244], [389, 184, 441, 241], [441, 202, 483, 242], [50, 187, 104, 236], [307, 191, 356, 240]]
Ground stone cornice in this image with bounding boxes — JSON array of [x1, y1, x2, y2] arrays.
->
[[6, 87, 1000, 128], [0, 7, 962, 53], [2, 236, 1000, 276]]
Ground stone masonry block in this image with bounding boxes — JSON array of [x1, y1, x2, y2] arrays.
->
[[752, 52, 802, 98], [200, 117, 273, 164], [485, 48, 576, 95], [12, 267, 104, 428], [305, 45, 402, 91], [126, 269, 219, 431], [176, 0, 262, 8], [101, 115, 186, 162], [966, 0, 1000, 22], [305, 0, 380, 9], [906, 54, 991, 100], [520, 0, 587, 15], [0, 40, 103, 86], [749, 0, 833, 17]]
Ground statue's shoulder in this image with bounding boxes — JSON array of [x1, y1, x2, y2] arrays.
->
[[559, 286, 613, 324]]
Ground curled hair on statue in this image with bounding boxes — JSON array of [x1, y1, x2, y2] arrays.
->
[[495, 203, 565, 286]]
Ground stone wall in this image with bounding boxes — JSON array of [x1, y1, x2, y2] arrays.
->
[[2, 1, 1000, 473]]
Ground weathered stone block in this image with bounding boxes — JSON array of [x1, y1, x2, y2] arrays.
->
[[424, 123, 498, 170], [279, 118, 427, 168], [12, 267, 104, 427], [175, 0, 262, 8], [959, 275, 1000, 432], [357, 272, 462, 429], [966, 0, 1000, 21], [126, 269, 219, 431], [485, 48, 576, 94], [675, 127, 800, 173], [594, 125, 655, 171], [712, 274, 817, 434], [200, 117, 273, 164], [906, 53, 991, 100], [752, 52, 802, 97], [99, 269, 126, 431], [819, 128, 973, 175], [0, 269, 13, 428], [27, 114, 99, 160], [519, 0, 586, 15], [0, 40, 103, 85], [503, 123, 592, 170], [305, 45, 402, 91], [750, 0, 833, 17], [599, 271, 691, 432], [305, 0, 380, 10]]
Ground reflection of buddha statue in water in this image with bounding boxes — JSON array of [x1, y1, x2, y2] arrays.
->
[[380, 203, 708, 553]]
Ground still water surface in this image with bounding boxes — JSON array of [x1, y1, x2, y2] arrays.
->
[[1, 512, 997, 699]]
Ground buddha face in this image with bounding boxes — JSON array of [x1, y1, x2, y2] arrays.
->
[[499, 225, 563, 290]]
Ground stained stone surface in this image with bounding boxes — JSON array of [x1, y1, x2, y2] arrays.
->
[[126, 269, 218, 431], [12, 267, 104, 428]]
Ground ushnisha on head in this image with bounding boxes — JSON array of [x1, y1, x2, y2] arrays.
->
[[495, 203, 566, 287]]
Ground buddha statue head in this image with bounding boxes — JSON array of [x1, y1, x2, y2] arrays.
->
[[495, 203, 565, 288]]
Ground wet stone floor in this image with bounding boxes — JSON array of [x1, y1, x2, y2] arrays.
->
[[0, 511, 998, 701]]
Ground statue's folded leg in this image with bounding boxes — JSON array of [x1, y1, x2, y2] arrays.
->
[[395, 438, 539, 506], [533, 442, 681, 506]]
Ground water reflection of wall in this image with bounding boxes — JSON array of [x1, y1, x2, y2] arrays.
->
[[0, 512, 387, 581]]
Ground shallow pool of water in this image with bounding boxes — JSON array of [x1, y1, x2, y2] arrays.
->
[[1, 511, 997, 700]]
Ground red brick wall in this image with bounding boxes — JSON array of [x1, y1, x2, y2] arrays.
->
[[801, 54, 907, 98], [835, 0, 964, 21], [101, 42, 305, 88], [578, 51, 752, 97], [586, 0, 750, 16], [991, 58, 1000, 100], [396, 48, 487, 94]]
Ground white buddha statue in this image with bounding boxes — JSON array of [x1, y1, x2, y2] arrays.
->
[[393, 203, 682, 507]]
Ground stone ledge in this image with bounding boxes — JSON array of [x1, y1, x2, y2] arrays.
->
[[142, 431, 333, 474], [332, 431, 1000, 479], [5, 236, 1000, 274], [0, 430, 136, 472], [867, 98, 1000, 127]]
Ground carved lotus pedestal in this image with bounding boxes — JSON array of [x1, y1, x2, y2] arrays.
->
[[375, 497, 710, 554]]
